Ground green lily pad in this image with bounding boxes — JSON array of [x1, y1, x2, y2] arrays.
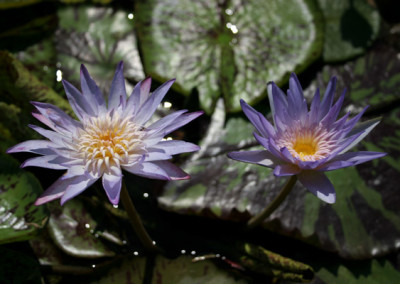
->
[[0, 154, 49, 244], [92, 255, 248, 284], [56, 6, 144, 96], [158, 45, 400, 260], [15, 37, 57, 90], [0, 51, 73, 147], [135, 0, 323, 113], [48, 199, 115, 258], [318, 0, 380, 62], [316, 259, 400, 283]]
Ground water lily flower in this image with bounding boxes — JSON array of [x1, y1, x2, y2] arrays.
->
[[8, 62, 203, 206], [228, 74, 386, 204]]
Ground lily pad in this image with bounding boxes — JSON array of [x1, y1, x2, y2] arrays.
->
[[92, 255, 248, 284], [0, 51, 72, 147], [135, 0, 323, 113], [56, 6, 144, 96], [315, 259, 400, 283], [0, 154, 48, 244], [318, 0, 380, 62], [158, 45, 400, 260], [48, 199, 115, 258]]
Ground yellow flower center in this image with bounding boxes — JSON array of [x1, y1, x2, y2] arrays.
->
[[293, 139, 317, 160], [275, 124, 337, 162], [76, 113, 145, 175]]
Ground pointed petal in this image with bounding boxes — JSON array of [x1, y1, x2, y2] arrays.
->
[[309, 88, 321, 122], [273, 164, 301, 176], [108, 61, 126, 110], [35, 177, 72, 205], [150, 140, 200, 156], [298, 171, 336, 204], [240, 99, 275, 138], [339, 118, 380, 154], [144, 150, 172, 162], [134, 79, 176, 126], [62, 79, 95, 117], [152, 161, 190, 180], [228, 150, 277, 168], [320, 89, 346, 128], [267, 82, 289, 126], [147, 109, 187, 131], [60, 175, 98, 205], [287, 73, 307, 120], [7, 140, 56, 155], [102, 173, 122, 205], [21, 155, 69, 170], [28, 125, 67, 146], [321, 151, 387, 171], [319, 77, 337, 120], [80, 64, 106, 112], [123, 162, 170, 180], [31, 101, 81, 135]]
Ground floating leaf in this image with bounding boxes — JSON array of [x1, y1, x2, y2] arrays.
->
[[159, 43, 400, 259], [92, 255, 248, 284], [315, 259, 400, 283], [318, 0, 380, 62], [135, 0, 323, 113], [0, 154, 48, 244], [56, 6, 144, 96], [0, 51, 72, 146], [48, 199, 115, 258]]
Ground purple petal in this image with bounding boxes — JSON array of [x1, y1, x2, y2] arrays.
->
[[320, 151, 387, 171], [240, 99, 275, 138], [35, 177, 71, 205], [287, 73, 307, 120], [134, 79, 175, 126], [7, 140, 57, 155], [309, 88, 321, 122], [137, 77, 152, 107], [150, 140, 200, 155], [297, 171, 336, 204], [123, 162, 170, 180], [108, 61, 127, 110], [102, 173, 122, 205], [318, 77, 337, 120], [29, 125, 67, 146], [80, 64, 106, 112], [60, 174, 98, 205], [147, 110, 188, 131], [273, 164, 301, 176], [320, 89, 345, 128], [152, 161, 190, 180], [267, 82, 289, 126], [338, 119, 380, 154], [21, 155, 69, 170], [62, 79, 95, 118], [342, 106, 369, 134], [31, 102, 81, 135], [144, 150, 172, 162], [227, 150, 277, 168]]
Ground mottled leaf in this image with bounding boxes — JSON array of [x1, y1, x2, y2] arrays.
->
[[318, 0, 380, 62], [159, 43, 400, 260], [0, 51, 72, 146], [315, 259, 400, 283], [92, 255, 248, 284], [56, 6, 144, 96], [48, 199, 115, 258], [0, 154, 48, 244], [135, 0, 323, 113]]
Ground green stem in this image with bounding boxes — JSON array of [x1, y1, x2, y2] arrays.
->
[[120, 181, 159, 253], [247, 175, 297, 229]]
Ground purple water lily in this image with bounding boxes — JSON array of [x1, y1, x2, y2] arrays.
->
[[8, 62, 203, 206], [228, 74, 386, 204]]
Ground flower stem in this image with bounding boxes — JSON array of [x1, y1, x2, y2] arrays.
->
[[247, 175, 297, 229], [120, 181, 160, 253]]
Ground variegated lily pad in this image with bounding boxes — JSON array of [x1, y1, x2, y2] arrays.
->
[[56, 6, 144, 96], [0, 154, 48, 244], [158, 42, 400, 259], [135, 0, 323, 113], [48, 199, 115, 258], [92, 255, 248, 284], [318, 0, 380, 62]]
